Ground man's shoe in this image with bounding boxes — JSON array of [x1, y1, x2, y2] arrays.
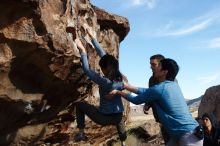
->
[[74, 132, 88, 142]]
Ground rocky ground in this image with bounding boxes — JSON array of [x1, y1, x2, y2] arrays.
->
[[33, 108, 164, 146]]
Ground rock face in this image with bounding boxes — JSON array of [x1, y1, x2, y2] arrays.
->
[[0, 0, 130, 145], [198, 85, 220, 126]]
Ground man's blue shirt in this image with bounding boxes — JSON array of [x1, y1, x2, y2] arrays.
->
[[125, 80, 198, 139]]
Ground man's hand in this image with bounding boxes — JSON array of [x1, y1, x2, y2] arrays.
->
[[121, 80, 139, 94], [123, 80, 129, 89], [75, 38, 86, 53]]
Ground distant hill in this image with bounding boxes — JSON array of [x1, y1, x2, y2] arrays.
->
[[186, 96, 203, 109]]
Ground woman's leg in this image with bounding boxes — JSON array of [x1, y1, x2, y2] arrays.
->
[[76, 102, 122, 125], [76, 102, 126, 142], [116, 119, 127, 146], [75, 102, 94, 141]]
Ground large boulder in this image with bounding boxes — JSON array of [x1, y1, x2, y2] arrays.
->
[[0, 0, 130, 145], [198, 85, 220, 126]]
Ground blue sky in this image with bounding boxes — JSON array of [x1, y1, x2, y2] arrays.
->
[[90, 0, 220, 99]]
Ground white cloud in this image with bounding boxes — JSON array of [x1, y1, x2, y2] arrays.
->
[[130, 0, 157, 9], [146, 0, 157, 9], [132, 0, 144, 6], [197, 73, 220, 85], [208, 37, 220, 49], [190, 37, 220, 51], [154, 9, 220, 37], [163, 19, 212, 36]]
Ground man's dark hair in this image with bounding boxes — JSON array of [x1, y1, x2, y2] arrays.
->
[[150, 54, 165, 61], [160, 58, 179, 81]]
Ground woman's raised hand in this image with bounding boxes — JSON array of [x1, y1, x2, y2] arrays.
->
[[83, 24, 95, 39], [75, 38, 86, 53]]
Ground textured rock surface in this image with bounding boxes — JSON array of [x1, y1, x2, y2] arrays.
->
[[0, 0, 130, 145], [198, 85, 220, 125]]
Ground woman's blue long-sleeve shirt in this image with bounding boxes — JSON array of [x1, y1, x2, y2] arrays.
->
[[124, 80, 198, 139], [80, 38, 124, 114]]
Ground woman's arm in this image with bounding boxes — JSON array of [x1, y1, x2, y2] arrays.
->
[[85, 26, 106, 57], [75, 38, 111, 87]]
